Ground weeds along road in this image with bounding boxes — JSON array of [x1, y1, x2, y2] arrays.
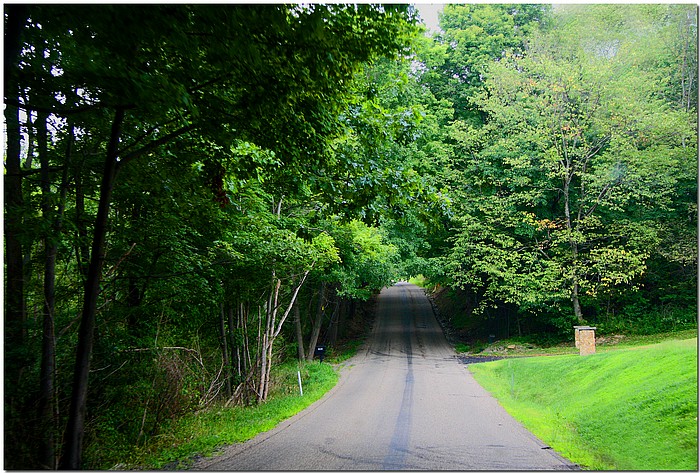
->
[[194, 282, 576, 470]]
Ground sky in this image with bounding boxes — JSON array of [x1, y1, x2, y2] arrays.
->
[[415, 4, 444, 33]]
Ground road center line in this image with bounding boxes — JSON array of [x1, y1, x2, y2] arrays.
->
[[382, 287, 415, 469]]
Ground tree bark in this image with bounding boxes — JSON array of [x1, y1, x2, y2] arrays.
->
[[256, 269, 312, 402], [126, 205, 144, 337], [306, 282, 326, 361], [294, 303, 305, 362], [74, 161, 91, 282], [60, 108, 125, 470], [4, 5, 29, 394], [39, 112, 66, 470], [228, 305, 240, 381], [219, 303, 232, 399], [327, 296, 340, 346], [572, 281, 584, 323], [4, 101, 27, 376], [561, 158, 585, 324], [260, 276, 281, 402]]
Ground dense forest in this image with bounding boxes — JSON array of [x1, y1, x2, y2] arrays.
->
[[4, 4, 697, 469]]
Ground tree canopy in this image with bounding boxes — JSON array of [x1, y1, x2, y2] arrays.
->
[[4, 3, 696, 469]]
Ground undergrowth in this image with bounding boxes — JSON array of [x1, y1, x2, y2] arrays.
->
[[109, 360, 338, 469], [461, 328, 698, 357]]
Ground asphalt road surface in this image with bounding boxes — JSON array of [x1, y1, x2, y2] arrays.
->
[[193, 282, 576, 470]]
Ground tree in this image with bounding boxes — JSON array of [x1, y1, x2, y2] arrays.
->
[[5, 4, 418, 467], [444, 4, 696, 329], [429, 3, 550, 123], [4, 4, 30, 409]]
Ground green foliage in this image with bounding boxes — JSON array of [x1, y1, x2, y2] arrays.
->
[[324, 219, 399, 299], [597, 303, 697, 336], [407, 274, 427, 288], [5, 3, 697, 468], [470, 338, 698, 470], [430, 3, 550, 122], [94, 360, 338, 469], [5, 4, 423, 468], [439, 4, 697, 328]]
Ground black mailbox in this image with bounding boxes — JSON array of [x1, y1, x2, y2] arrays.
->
[[314, 345, 326, 362]]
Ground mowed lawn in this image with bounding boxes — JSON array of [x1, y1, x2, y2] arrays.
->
[[469, 337, 698, 470]]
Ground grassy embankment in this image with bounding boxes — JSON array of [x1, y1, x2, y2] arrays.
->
[[469, 336, 698, 470], [109, 360, 339, 470]]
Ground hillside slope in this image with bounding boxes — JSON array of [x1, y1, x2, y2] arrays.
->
[[469, 338, 698, 470]]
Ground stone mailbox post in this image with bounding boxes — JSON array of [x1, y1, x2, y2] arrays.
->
[[574, 326, 596, 355]]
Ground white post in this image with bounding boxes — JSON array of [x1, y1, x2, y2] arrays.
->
[[297, 370, 303, 396]]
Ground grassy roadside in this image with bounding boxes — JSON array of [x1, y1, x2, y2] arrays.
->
[[455, 328, 698, 356], [469, 337, 698, 470], [111, 360, 339, 470]]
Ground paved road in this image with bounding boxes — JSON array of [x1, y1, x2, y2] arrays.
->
[[193, 282, 576, 470]]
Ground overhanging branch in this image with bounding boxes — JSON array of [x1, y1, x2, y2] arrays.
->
[[117, 123, 196, 167]]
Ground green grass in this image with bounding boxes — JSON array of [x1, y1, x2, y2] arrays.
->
[[326, 338, 365, 363], [116, 360, 338, 469], [469, 337, 698, 470]]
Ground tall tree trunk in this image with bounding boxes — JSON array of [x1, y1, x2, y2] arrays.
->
[[239, 302, 251, 379], [562, 165, 584, 324], [258, 269, 311, 402], [73, 137, 94, 284], [259, 276, 281, 402], [293, 303, 305, 362], [572, 280, 584, 323], [257, 299, 272, 402], [126, 205, 144, 337], [327, 296, 339, 346], [4, 5, 29, 396], [4, 101, 27, 378], [38, 113, 68, 470], [257, 323, 268, 403], [219, 303, 232, 399], [228, 305, 240, 381], [259, 198, 284, 402], [306, 282, 326, 361], [679, 8, 697, 112], [60, 108, 125, 470], [74, 160, 91, 282]]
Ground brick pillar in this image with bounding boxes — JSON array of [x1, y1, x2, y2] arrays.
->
[[573, 326, 584, 348], [578, 327, 596, 356]]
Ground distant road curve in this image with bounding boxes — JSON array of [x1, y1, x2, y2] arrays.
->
[[193, 282, 577, 470]]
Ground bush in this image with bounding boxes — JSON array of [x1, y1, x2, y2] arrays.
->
[[597, 304, 697, 335]]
